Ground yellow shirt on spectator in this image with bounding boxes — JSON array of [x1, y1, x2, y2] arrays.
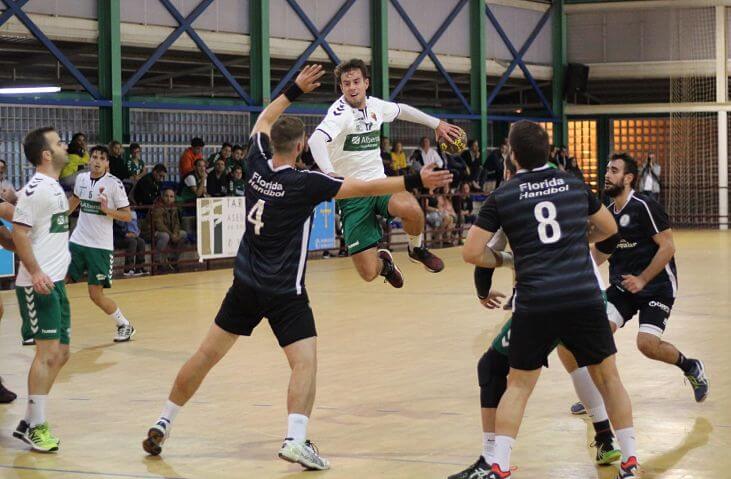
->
[[390, 151, 407, 171], [60, 152, 89, 179]]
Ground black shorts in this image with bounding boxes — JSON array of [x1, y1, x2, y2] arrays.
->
[[509, 302, 617, 371], [478, 347, 510, 408], [606, 285, 674, 338], [214, 277, 317, 347]]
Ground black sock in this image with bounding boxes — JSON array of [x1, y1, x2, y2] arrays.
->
[[593, 419, 613, 442], [676, 352, 695, 373]]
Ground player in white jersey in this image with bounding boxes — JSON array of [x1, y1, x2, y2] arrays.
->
[[11, 127, 72, 452], [309, 58, 463, 288], [68, 145, 134, 342]]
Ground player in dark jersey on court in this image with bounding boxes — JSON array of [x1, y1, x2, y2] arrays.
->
[[141, 65, 452, 470], [567, 153, 708, 416], [463, 121, 639, 479]]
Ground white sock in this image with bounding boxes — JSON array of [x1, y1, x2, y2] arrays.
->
[[570, 367, 608, 422], [493, 435, 514, 471], [615, 427, 637, 462], [408, 233, 423, 250], [287, 413, 309, 443], [110, 308, 129, 327], [160, 399, 181, 424], [28, 395, 47, 427], [482, 432, 495, 463]]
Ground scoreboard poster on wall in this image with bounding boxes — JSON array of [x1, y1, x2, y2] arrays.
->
[[0, 220, 14, 278], [197, 197, 336, 261]]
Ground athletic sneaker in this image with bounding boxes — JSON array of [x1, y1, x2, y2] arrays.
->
[[142, 418, 170, 455], [486, 464, 511, 479], [684, 359, 709, 402], [616, 456, 640, 478], [15, 421, 60, 453], [570, 401, 586, 415], [114, 324, 136, 342], [448, 456, 490, 479], [407, 246, 444, 273], [134, 268, 149, 276], [278, 438, 330, 470], [22, 338, 35, 346], [378, 249, 403, 288], [591, 437, 622, 465], [123, 269, 136, 277], [0, 377, 17, 403]]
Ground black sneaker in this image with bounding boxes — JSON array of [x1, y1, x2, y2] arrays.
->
[[448, 455, 490, 479], [685, 359, 709, 402], [0, 377, 17, 403], [378, 249, 403, 288], [408, 246, 444, 273], [12, 419, 29, 441]]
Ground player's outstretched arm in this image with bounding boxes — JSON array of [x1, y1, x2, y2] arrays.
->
[[251, 64, 325, 137], [395, 103, 462, 142], [334, 163, 452, 200], [463, 226, 514, 268], [68, 194, 80, 214]]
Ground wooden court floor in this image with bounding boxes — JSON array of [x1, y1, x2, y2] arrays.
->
[[0, 230, 729, 479]]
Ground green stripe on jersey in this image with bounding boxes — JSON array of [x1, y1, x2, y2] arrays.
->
[[344, 130, 380, 151]]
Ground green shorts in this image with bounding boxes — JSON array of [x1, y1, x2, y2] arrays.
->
[[336, 195, 392, 255], [16, 281, 71, 344], [69, 242, 114, 288]]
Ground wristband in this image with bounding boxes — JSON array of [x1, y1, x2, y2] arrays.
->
[[284, 83, 304, 102], [474, 267, 495, 299], [596, 233, 620, 255], [404, 172, 423, 190]]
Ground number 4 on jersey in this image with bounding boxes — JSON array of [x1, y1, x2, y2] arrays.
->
[[247, 199, 265, 235]]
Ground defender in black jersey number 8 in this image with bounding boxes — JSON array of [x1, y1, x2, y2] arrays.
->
[[462, 120, 640, 479]]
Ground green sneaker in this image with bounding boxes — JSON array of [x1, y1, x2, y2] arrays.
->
[[25, 422, 60, 453], [592, 438, 621, 465]]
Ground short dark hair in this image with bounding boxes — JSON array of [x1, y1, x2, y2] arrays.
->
[[129, 142, 141, 151], [152, 163, 167, 173], [191, 137, 205, 147], [89, 145, 109, 158], [232, 164, 243, 172], [610, 152, 638, 185], [508, 120, 549, 170], [232, 144, 244, 152], [221, 142, 232, 150], [109, 140, 121, 148], [270, 116, 305, 154], [23, 127, 56, 166], [214, 157, 225, 164], [194, 158, 207, 168], [334, 58, 369, 84], [161, 187, 176, 196]]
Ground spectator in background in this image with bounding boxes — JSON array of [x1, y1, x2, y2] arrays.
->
[[207, 157, 228, 197], [114, 210, 147, 277], [207, 142, 233, 171], [145, 188, 187, 273], [555, 146, 570, 171], [134, 163, 167, 206], [180, 158, 208, 202], [462, 139, 481, 189], [232, 144, 245, 170], [480, 140, 506, 193], [60, 132, 89, 187], [380, 137, 395, 176], [227, 164, 245, 196], [566, 156, 585, 182], [0, 159, 16, 204], [639, 153, 661, 202], [108, 140, 130, 181], [126, 143, 145, 186], [411, 136, 443, 169], [548, 144, 559, 168], [454, 181, 476, 225], [179, 137, 205, 177], [390, 141, 408, 176]]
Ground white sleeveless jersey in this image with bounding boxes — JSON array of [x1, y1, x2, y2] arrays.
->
[[71, 172, 129, 251], [314, 96, 400, 181], [13, 173, 71, 285]]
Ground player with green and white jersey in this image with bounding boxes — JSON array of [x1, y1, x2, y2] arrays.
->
[[308, 58, 464, 288], [11, 127, 72, 453], [68, 145, 135, 342]]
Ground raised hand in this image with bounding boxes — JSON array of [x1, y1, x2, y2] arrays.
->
[[435, 120, 463, 142], [99, 193, 110, 215], [295, 64, 326, 94], [419, 163, 453, 190]]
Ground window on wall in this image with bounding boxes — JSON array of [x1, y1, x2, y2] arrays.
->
[[611, 118, 670, 168], [568, 120, 598, 191]]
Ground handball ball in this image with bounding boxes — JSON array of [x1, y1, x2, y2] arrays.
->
[[438, 127, 467, 155]]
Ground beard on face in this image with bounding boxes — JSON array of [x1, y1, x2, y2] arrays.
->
[[604, 179, 625, 197]]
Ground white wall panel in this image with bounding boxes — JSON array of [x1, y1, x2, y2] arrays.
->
[[120, 0, 249, 34], [486, 4, 552, 65], [20, 0, 97, 19], [269, 0, 369, 48], [388, 0, 469, 57]]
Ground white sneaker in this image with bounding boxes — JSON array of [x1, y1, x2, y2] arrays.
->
[[142, 418, 170, 456], [114, 324, 136, 342], [278, 438, 330, 470], [123, 269, 135, 278]]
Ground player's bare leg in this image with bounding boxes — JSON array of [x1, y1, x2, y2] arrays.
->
[[351, 247, 404, 288], [143, 324, 237, 455], [88, 284, 134, 342], [388, 191, 444, 272]]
